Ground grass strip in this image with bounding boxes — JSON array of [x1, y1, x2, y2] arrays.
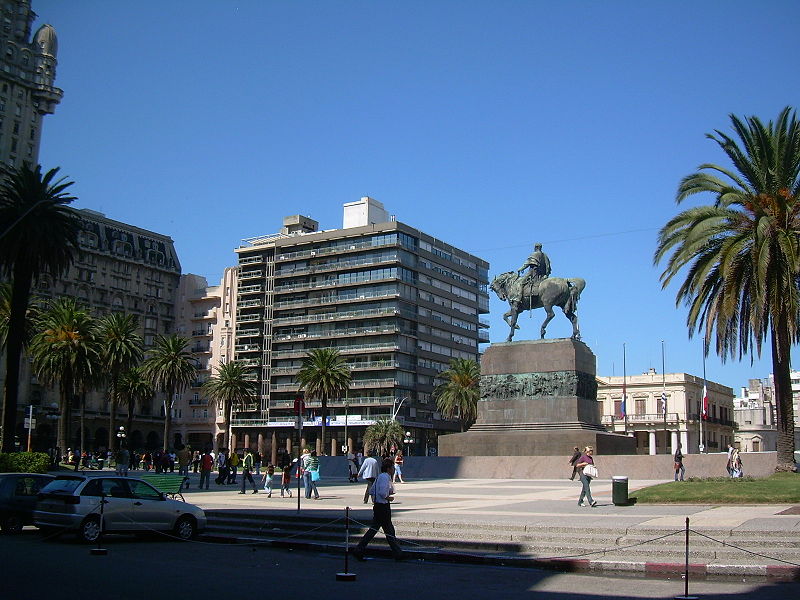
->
[[633, 472, 800, 504]]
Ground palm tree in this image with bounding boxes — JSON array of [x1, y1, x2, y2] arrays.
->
[[434, 358, 480, 432], [0, 281, 39, 352], [142, 334, 196, 451], [655, 107, 800, 472], [363, 418, 404, 457], [295, 348, 351, 455], [98, 313, 143, 451], [0, 164, 79, 452], [29, 298, 101, 459], [202, 361, 257, 450], [117, 366, 154, 445]]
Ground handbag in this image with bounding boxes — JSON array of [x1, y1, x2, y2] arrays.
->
[[583, 464, 598, 478], [311, 470, 321, 482]]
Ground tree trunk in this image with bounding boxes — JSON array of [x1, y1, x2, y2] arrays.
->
[[76, 391, 86, 472], [771, 322, 797, 472], [107, 375, 118, 452], [320, 396, 327, 455], [224, 400, 232, 450], [125, 399, 134, 451], [1, 269, 32, 452]]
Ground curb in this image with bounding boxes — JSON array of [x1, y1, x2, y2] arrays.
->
[[200, 534, 800, 582]]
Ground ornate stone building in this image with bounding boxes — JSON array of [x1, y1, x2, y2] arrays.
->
[[0, 0, 62, 173]]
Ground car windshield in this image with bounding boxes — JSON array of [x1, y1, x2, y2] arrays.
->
[[40, 477, 83, 494]]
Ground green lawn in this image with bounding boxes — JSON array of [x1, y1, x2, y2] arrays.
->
[[633, 473, 800, 504]]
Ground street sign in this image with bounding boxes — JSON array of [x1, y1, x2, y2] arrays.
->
[[23, 418, 36, 429]]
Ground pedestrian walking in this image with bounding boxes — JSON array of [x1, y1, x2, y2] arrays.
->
[[239, 448, 259, 494], [199, 450, 213, 490], [116, 447, 129, 477], [302, 449, 320, 499], [177, 445, 191, 488], [351, 458, 404, 561], [346, 450, 359, 483], [280, 461, 293, 497], [673, 444, 685, 481], [358, 448, 379, 503], [393, 451, 405, 483], [568, 446, 581, 480], [262, 463, 275, 497], [227, 450, 239, 484], [215, 449, 228, 485], [575, 446, 598, 507]]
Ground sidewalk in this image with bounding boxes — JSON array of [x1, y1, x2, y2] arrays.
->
[[174, 472, 800, 580]]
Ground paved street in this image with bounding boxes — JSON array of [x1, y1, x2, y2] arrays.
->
[[4, 529, 799, 600]]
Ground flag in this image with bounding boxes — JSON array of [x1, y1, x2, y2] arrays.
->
[[701, 385, 708, 420], [660, 391, 667, 415], [620, 393, 627, 418]]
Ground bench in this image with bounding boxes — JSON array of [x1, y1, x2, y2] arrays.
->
[[137, 474, 189, 502]]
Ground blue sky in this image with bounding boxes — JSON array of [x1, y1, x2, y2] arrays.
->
[[34, 1, 800, 391]]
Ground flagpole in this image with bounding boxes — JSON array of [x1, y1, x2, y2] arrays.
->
[[701, 339, 708, 454], [700, 340, 706, 454], [622, 343, 628, 435], [662, 340, 668, 454]]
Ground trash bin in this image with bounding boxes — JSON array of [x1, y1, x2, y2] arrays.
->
[[612, 476, 629, 506]]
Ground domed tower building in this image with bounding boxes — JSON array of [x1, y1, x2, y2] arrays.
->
[[0, 0, 63, 175]]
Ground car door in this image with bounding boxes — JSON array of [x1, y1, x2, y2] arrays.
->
[[12, 476, 52, 521], [80, 478, 134, 531], [126, 479, 171, 530]]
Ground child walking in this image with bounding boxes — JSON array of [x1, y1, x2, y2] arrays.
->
[[280, 462, 293, 497], [262, 463, 275, 497]]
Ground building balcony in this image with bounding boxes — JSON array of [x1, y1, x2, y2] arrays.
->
[[271, 341, 400, 359], [188, 399, 208, 406], [239, 270, 263, 280], [235, 344, 261, 353], [238, 284, 263, 294], [271, 359, 407, 375], [238, 402, 260, 412], [191, 329, 212, 337], [236, 313, 261, 322], [272, 306, 401, 326], [269, 396, 395, 409], [274, 289, 399, 310], [238, 256, 263, 266], [235, 328, 261, 338], [230, 419, 269, 427], [274, 275, 395, 294], [238, 358, 262, 367], [191, 311, 215, 320], [237, 299, 264, 309], [275, 240, 397, 263], [478, 330, 490, 343], [602, 413, 681, 426], [274, 254, 399, 278], [191, 345, 211, 353], [273, 325, 400, 342]]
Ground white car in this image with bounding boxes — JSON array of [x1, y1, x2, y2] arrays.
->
[[35, 475, 206, 543]]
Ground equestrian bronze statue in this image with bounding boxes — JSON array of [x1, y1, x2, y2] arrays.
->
[[491, 243, 585, 342]]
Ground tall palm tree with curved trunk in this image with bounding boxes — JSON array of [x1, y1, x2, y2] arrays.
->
[[99, 313, 142, 451], [434, 358, 480, 432], [655, 107, 800, 472], [296, 348, 351, 455], [142, 334, 196, 451], [29, 298, 101, 460], [202, 361, 257, 450], [0, 164, 79, 452], [118, 366, 154, 445]]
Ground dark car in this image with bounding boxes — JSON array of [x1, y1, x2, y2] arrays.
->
[[0, 473, 55, 534]]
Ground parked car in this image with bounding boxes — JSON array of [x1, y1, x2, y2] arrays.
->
[[34, 475, 206, 543], [0, 473, 55, 534]]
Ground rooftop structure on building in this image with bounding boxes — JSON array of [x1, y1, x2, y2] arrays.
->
[[232, 197, 490, 458], [0, 0, 63, 174]]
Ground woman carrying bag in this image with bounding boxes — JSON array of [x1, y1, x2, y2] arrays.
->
[[575, 446, 598, 507]]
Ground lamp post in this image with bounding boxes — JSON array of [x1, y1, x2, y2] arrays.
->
[[392, 396, 408, 421], [116, 426, 126, 448], [403, 430, 415, 456]]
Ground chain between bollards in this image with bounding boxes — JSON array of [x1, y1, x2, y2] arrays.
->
[[674, 516, 697, 600], [336, 506, 356, 581]]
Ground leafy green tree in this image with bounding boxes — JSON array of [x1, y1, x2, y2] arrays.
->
[[29, 298, 101, 459], [296, 348, 351, 454], [117, 366, 154, 444], [0, 165, 79, 452], [142, 334, 196, 451], [434, 358, 480, 432], [98, 313, 143, 451], [655, 107, 800, 471], [202, 361, 257, 449], [363, 418, 404, 457]]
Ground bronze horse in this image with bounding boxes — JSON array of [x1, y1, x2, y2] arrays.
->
[[491, 272, 585, 342]]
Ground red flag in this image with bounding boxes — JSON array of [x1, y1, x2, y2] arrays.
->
[[701, 385, 708, 420]]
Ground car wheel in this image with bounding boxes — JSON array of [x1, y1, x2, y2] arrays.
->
[[79, 516, 102, 544], [173, 515, 196, 540], [1, 513, 24, 535]]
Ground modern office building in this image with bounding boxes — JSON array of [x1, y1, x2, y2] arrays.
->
[[597, 369, 735, 455], [231, 197, 489, 460], [3, 208, 182, 451], [173, 269, 237, 451], [0, 0, 62, 174]]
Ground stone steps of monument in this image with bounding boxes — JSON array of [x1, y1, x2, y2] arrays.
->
[[204, 511, 800, 565]]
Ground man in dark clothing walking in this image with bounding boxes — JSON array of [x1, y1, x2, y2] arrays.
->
[[352, 458, 404, 561], [568, 446, 582, 480]]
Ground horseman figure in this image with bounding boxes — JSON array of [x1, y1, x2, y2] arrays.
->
[[491, 244, 585, 342], [517, 242, 551, 296]]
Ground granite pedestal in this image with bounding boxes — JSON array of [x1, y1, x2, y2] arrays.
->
[[438, 339, 636, 456]]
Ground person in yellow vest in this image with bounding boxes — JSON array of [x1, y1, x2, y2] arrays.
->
[[227, 449, 240, 484], [239, 449, 258, 494]]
